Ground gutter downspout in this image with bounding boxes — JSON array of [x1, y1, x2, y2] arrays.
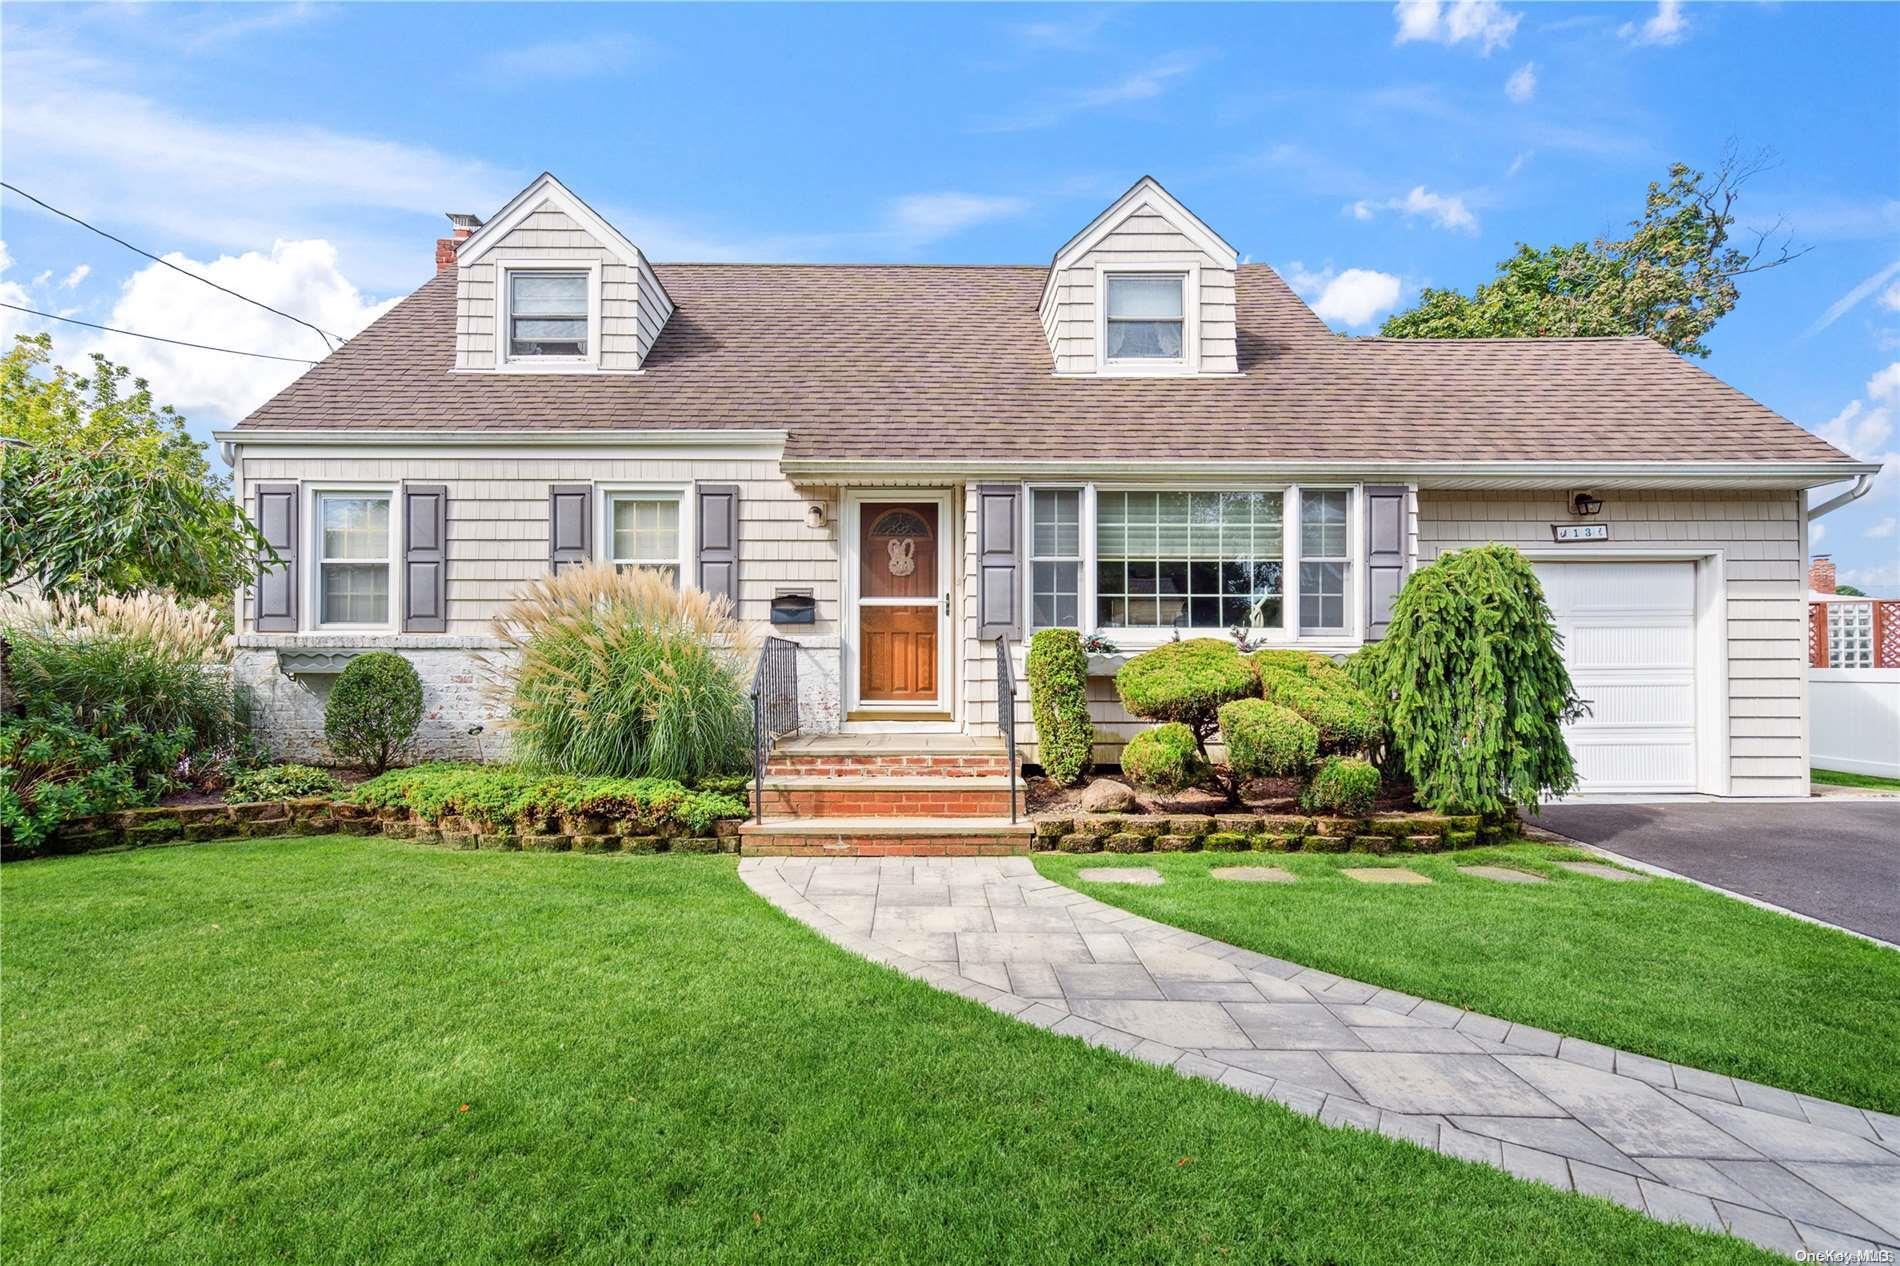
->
[[1807, 472, 1876, 521]]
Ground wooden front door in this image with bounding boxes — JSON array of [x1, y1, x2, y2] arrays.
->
[[858, 502, 941, 705]]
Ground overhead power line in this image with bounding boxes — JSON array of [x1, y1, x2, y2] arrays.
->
[[0, 181, 346, 352], [1, 303, 321, 365]]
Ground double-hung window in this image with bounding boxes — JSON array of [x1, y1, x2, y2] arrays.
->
[[317, 493, 393, 626], [1827, 602, 1873, 669], [507, 271, 589, 358], [1096, 491, 1282, 631], [1299, 490, 1351, 633], [607, 492, 683, 584], [1103, 274, 1185, 362], [1030, 489, 1083, 629]]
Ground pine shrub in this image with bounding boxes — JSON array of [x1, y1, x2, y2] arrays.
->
[[1251, 649, 1382, 755], [1301, 755, 1381, 816], [1027, 628, 1093, 786], [1120, 722, 1209, 793], [1358, 544, 1582, 815], [325, 652, 423, 774], [1114, 639, 1258, 755], [1218, 698, 1318, 779]]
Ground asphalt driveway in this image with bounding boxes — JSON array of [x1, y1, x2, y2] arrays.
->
[[1535, 799, 1900, 945]]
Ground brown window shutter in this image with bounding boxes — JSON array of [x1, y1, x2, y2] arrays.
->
[[696, 484, 739, 606], [975, 484, 1022, 640], [403, 485, 448, 632], [253, 483, 299, 632], [548, 484, 592, 572], [1364, 485, 1408, 641]]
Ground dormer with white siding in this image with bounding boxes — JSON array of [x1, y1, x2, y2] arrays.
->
[[1039, 176, 1240, 376], [447, 173, 672, 374]]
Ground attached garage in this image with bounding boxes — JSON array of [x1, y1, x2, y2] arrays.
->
[[1533, 559, 1709, 796]]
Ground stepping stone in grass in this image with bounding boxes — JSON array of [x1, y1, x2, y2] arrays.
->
[[1554, 861, 1647, 882], [1211, 866, 1296, 883], [1458, 865, 1547, 885], [1077, 867, 1163, 886], [1340, 867, 1431, 885]]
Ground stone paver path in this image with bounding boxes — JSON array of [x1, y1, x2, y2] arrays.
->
[[1211, 866, 1296, 883], [1077, 866, 1163, 886], [740, 856, 1900, 1259], [1556, 861, 1649, 882], [1460, 865, 1548, 885], [1341, 866, 1432, 885]]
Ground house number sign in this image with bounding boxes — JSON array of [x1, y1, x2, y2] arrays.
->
[[1551, 523, 1610, 542]]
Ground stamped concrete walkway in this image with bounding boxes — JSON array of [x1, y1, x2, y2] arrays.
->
[[739, 856, 1900, 1260]]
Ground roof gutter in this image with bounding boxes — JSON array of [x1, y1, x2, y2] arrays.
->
[[216, 427, 788, 463], [1807, 471, 1878, 521]]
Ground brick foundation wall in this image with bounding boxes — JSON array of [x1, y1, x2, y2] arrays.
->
[[233, 645, 511, 764]]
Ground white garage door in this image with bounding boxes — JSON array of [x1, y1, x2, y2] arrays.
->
[[1534, 561, 1698, 794]]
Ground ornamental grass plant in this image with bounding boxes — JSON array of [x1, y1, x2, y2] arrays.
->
[[490, 565, 759, 783]]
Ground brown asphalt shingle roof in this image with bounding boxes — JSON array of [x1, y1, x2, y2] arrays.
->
[[237, 263, 1853, 466]]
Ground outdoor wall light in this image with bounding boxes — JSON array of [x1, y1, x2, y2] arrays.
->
[[1570, 491, 1605, 517], [805, 503, 828, 529]]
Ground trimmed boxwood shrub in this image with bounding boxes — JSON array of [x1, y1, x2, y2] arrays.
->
[[1218, 698, 1318, 779], [325, 652, 423, 774], [1114, 639, 1258, 754], [1301, 756, 1381, 816], [349, 763, 747, 837], [1120, 722, 1208, 793], [1252, 649, 1382, 755], [223, 763, 342, 804], [1027, 628, 1093, 786], [1353, 544, 1581, 815]]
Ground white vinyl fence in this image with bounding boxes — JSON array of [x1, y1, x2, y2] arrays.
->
[[1810, 668, 1900, 780]]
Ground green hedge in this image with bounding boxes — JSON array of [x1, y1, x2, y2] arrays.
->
[[1115, 639, 1258, 751], [1301, 756, 1381, 816], [1252, 649, 1382, 755], [1120, 723, 1208, 793], [1218, 699, 1318, 779], [1027, 629, 1093, 786], [348, 764, 747, 836]]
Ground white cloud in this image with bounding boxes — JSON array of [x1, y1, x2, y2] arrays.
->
[[1815, 399, 1893, 461], [0, 242, 35, 346], [1868, 361, 1900, 403], [974, 51, 1206, 131], [1506, 151, 1533, 178], [1807, 259, 1900, 336], [1882, 279, 1900, 312], [1841, 561, 1900, 590], [1347, 200, 1376, 222], [32, 270, 53, 287], [59, 264, 90, 290], [1867, 517, 1898, 540], [1349, 187, 1479, 233], [65, 240, 397, 422], [885, 193, 1029, 244], [1812, 522, 1828, 546], [479, 35, 649, 80], [1392, 0, 1520, 54], [1283, 262, 1405, 328], [1504, 62, 1536, 103], [1620, 0, 1688, 46]]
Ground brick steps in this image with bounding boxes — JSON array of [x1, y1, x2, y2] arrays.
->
[[739, 817, 1033, 857], [765, 734, 1011, 780], [752, 775, 1016, 819]]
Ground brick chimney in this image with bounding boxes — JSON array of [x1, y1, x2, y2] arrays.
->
[[436, 213, 483, 274], [1809, 554, 1836, 595]]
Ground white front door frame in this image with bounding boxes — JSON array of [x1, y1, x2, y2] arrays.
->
[[840, 488, 957, 725]]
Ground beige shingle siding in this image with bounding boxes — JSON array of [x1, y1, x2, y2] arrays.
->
[[1416, 489, 1807, 795], [238, 454, 837, 638], [452, 198, 657, 372]]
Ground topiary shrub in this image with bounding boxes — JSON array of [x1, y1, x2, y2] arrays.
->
[[1218, 698, 1318, 780], [1301, 755, 1381, 816], [1358, 544, 1582, 815], [1251, 649, 1382, 756], [325, 651, 423, 774], [1027, 628, 1093, 787], [1120, 723, 1209, 793], [224, 762, 342, 804], [1114, 639, 1258, 757]]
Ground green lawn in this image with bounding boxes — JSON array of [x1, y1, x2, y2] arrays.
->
[[1, 838, 1771, 1265], [1812, 766, 1900, 790], [1038, 844, 1900, 1114]]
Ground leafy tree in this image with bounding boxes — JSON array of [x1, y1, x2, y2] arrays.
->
[[1381, 148, 1804, 358], [0, 334, 271, 602], [1835, 584, 1867, 597]]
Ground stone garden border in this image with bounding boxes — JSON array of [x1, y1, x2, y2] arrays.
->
[[1030, 810, 1517, 855], [7, 800, 742, 862]]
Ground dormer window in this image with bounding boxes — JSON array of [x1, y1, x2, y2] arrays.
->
[[1104, 274, 1185, 361], [507, 271, 589, 358]]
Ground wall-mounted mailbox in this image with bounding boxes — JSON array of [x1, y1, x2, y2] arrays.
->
[[770, 589, 816, 625]]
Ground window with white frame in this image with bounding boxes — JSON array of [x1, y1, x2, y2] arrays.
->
[[606, 492, 683, 584], [1030, 489, 1083, 629], [1827, 601, 1873, 668], [1104, 274, 1185, 361], [1096, 491, 1283, 631], [507, 271, 589, 358], [1298, 489, 1351, 633], [317, 493, 393, 626]]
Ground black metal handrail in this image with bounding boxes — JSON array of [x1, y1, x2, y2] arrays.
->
[[751, 636, 800, 823], [994, 636, 1020, 824]]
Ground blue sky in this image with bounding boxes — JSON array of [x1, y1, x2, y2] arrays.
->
[[4, 1, 1897, 589]]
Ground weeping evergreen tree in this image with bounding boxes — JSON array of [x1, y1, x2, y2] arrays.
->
[[1356, 545, 1584, 815]]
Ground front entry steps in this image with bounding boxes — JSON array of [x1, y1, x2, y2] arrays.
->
[[754, 775, 1016, 819], [766, 733, 1011, 779], [738, 818, 1033, 857]]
